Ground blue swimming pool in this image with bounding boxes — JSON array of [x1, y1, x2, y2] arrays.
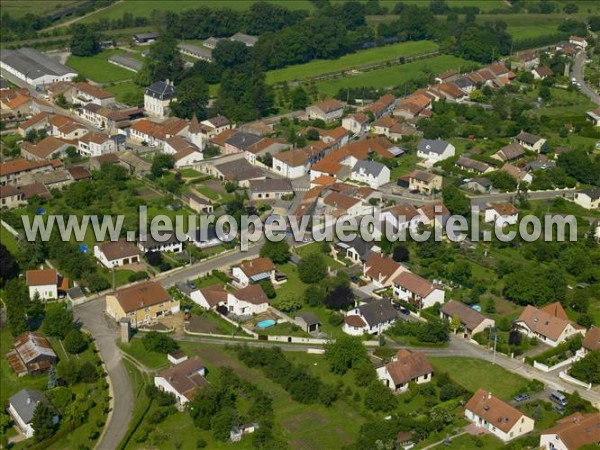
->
[[257, 319, 276, 329]]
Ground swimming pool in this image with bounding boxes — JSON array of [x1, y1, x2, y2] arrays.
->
[[257, 319, 276, 329]]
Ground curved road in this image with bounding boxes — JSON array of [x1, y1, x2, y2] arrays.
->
[[572, 50, 600, 105]]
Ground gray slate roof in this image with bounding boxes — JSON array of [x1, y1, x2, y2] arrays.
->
[[249, 178, 292, 193], [108, 54, 143, 72], [352, 160, 387, 177], [0, 48, 76, 81], [177, 43, 213, 61], [296, 312, 320, 326], [417, 139, 450, 155], [225, 132, 263, 151], [145, 81, 176, 100], [358, 299, 398, 327], [9, 389, 50, 424]]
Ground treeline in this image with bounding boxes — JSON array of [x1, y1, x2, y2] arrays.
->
[[234, 346, 338, 406]]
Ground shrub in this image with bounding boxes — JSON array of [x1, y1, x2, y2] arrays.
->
[[142, 331, 179, 354], [64, 329, 88, 354]]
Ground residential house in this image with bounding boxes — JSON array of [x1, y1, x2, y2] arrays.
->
[[343, 299, 398, 336], [376, 349, 433, 393], [416, 139, 455, 163], [511, 51, 539, 70], [439, 300, 495, 338], [18, 111, 51, 136], [492, 143, 526, 163], [319, 126, 350, 150], [8, 389, 59, 439], [137, 234, 183, 254], [350, 160, 390, 189], [154, 358, 207, 408], [515, 302, 586, 347], [532, 66, 554, 80], [416, 202, 451, 230], [133, 32, 159, 44], [465, 389, 535, 442], [21, 136, 74, 161], [0, 88, 31, 116], [342, 113, 369, 135], [144, 80, 176, 118], [573, 189, 600, 210], [272, 147, 316, 179], [586, 107, 600, 127], [78, 132, 116, 157], [227, 284, 269, 316], [94, 239, 140, 268], [362, 253, 405, 288], [203, 37, 220, 49], [337, 237, 380, 263], [201, 116, 232, 138], [224, 131, 263, 155], [306, 99, 344, 122], [392, 271, 444, 309], [244, 138, 288, 165], [380, 204, 420, 234], [501, 163, 533, 185], [19, 182, 51, 201], [191, 284, 228, 310], [230, 32, 258, 47], [580, 326, 600, 355], [539, 412, 599, 450], [232, 257, 276, 288], [408, 170, 442, 195], [129, 118, 188, 148], [106, 281, 179, 328], [188, 226, 229, 249], [371, 116, 401, 137], [436, 82, 467, 102], [25, 269, 62, 300], [6, 332, 57, 377], [248, 178, 293, 201], [484, 202, 519, 227], [463, 177, 493, 194], [435, 70, 459, 84], [174, 146, 203, 168], [514, 131, 546, 153], [569, 36, 587, 49], [118, 151, 151, 176], [294, 312, 321, 333], [183, 192, 213, 214], [0, 184, 24, 208], [321, 191, 367, 217], [364, 94, 396, 119], [212, 158, 265, 187], [71, 82, 115, 106], [456, 156, 493, 174]]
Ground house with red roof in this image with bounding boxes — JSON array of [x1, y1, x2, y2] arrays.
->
[[392, 271, 444, 309], [376, 349, 433, 392]]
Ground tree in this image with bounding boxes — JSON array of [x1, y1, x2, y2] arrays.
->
[[271, 293, 302, 312], [213, 40, 249, 69], [258, 279, 276, 299], [142, 331, 179, 353], [487, 170, 518, 192], [325, 335, 368, 374], [450, 315, 461, 333], [150, 153, 174, 178], [43, 306, 74, 339], [589, 15, 600, 32], [145, 251, 163, 267], [563, 3, 578, 13], [64, 329, 88, 354], [305, 128, 320, 140], [569, 351, 600, 384], [442, 185, 470, 217], [354, 360, 377, 387], [135, 34, 185, 85], [259, 240, 290, 263], [169, 76, 209, 120], [57, 359, 80, 385], [392, 245, 409, 263], [0, 243, 19, 285], [211, 407, 239, 441], [323, 284, 354, 309], [538, 85, 552, 102], [364, 381, 396, 412], [79, 361, 99, 383], [450, 260, 472, 287], [290, 86, 309, 110], [70, 24, 100, 56], [32, 402, 56, 442], [304, 284, 325, 307], [298, 253, 327, 284]]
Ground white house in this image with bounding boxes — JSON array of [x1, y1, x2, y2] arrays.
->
[[466, 389, 534, 442], [381, 204, 420, 234], [226, 284, 269, 316], [154, 358, 207, 408], [440, 300, 495, 339], [573, 189, 600, 210], [416, 139, 455, 163], [94, 239, 140, 268], [78, 132, 116, 157], [514, 131, 546, 153], [515, 303, 586, 347], [343, 299, 398, 336], [539, 412, 599, 450], [190, 284, 228, 310], [144, 80, 176, 118], [306, 99, 344, 122], [484, 203, 519, 227], [349, 160, 390, 189], [392, 271, 444, 310], [137, 234, 183, 254], [201, 116, 232, 138], [362, 253, 405, 288], [232, 257, 276, 288], [342, 113, 369, 135], [376, 349, 433, 393], [71, 82, 115, 106], [8, 389, 59, 439], [569, 35, 588, 49], [25, 269, 59, 300]]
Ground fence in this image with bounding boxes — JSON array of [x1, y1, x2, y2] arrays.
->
[[533, 356, 577, 373], [1, 219, 19, 237], [558, 370, 592, 390]]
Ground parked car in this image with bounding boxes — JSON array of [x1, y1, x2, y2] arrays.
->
[[514, 393, 530, 402], [553, 404, 566, 415], [400, 308, 411, 316]]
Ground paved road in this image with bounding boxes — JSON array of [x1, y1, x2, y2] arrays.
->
[[572, 50, 600, 105]]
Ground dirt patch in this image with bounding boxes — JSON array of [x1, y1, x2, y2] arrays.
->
[[135, 187, 161, 200], [282, 411, 329, 433], [204, 179, 226, 193], [186, 315, 220, 334]]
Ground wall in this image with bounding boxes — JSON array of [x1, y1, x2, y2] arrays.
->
[[558, 370, 592, 390]]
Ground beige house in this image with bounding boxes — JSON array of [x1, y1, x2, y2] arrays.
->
[[465, 389, 535, 442], [408, 170, 442, 195], [0, 184, 25, 208], [539, 412, 599, 450], [439, 300, 495, 338], [376, 349, 433, 393], [515, 302, 586, 347], [106, 281, 180, 328]]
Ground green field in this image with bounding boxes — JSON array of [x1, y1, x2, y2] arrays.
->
[[0, 225, 19, 255], [316, 54, 477, 95], [67, 49, 137, 83], [429, 357, 532, 401], [104, 80, 144, 104], [1, 0, 79, 17], [266, 41, 439, 84]]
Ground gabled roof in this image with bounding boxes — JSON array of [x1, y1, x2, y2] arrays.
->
[[364, 253, 401, 284], [358, 299, 397, 327], [21, 136, 73, 159], [9, 389, 51, 424], [225, 131, 263, 151], [493, 142, 525, 162], [323, 191, 361, 211], [13, 332, 56, 364], [73, 82, 114, 100], [198, 285, 228, 308], [393, 271, 436, 298], [515, 131, 544, 145], [582, 326, 600, 351], [236, 257, 275, 278], [232, 284, 268, 305], [516, 303, 575, 341], [384, 349, 433, 386], [26, 269, 57, 286], [310, 98, 344, 114], [158, 358, 207, 400], [466, 389, 528, 433], [0, 159, 57, 177], [409, 169, 439, 183], [248, 178, 292, 193], [417, 139, 450, 155], [440, 300, 491, 331], [487, 202, 518, 217], [114, 281, 171, 313], [541, 413, 600, 450], [0, 184, 20, 199], [97, 239, 138, 261], [352, 160, 387, 177], [456, 156, 491, 173]]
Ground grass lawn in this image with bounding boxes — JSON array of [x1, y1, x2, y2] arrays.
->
[[258, 321, 310, 337], [316, 55, 477, 96], [266, 40, 439, 84], [440, 433, 505, 450], [390, 152, 420, 179], [104, 81, 144, 104], [429, 357, 531, 401], [0, 225, 19, 254], [193, 273, 225, 288], [67, 49, 137, 83], [294, 241, 344, 269], [0, 0, 79, 17], [178, 168, 202, 178], [194, 186, 221, 201], [119, 337, 170, 370]]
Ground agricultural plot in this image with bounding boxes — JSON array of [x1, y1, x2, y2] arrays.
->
[[67, 49, 139, 83], [316, 54, 477, 95], [266, 40, 439, 84], [0, 0, 79, 17]]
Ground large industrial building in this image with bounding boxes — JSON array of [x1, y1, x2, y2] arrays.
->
[[0, 48, 78, 88]]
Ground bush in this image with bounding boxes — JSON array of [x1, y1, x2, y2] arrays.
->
[[64, 329, 88, 354], [142, 331, 179, 354]]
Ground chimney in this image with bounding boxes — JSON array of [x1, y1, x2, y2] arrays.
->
[[26, 397, 31, 405], [487, 392, 492, 399]]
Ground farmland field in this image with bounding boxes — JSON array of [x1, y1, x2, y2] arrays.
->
[[316, 54, 477, 96], [266, 41, 439, 84], [67, 49, 138, 83], [0, 0, 79, 17]]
